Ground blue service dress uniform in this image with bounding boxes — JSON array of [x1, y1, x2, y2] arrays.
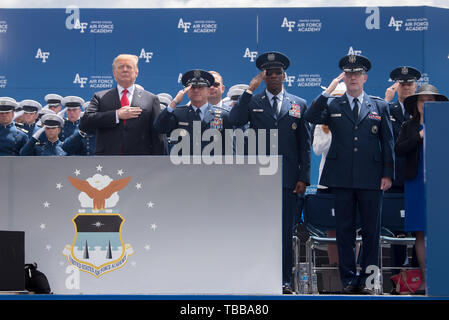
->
[[388, 101, 411, 190], [0, 123, 29, 155], [20, 137, 67, 156], [305, 92, 394, 288], [229, 89, 311, 287], [62, 129, 96, 156], [16, 122, 40, 139], [154, 104, 232, 155], [59, 119, 79, 142]]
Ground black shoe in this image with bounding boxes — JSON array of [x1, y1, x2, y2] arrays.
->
[[282, 284, 293, 294], [342, 285, 359, 294], [390, 288, 399, 295], [359, 285, 376, 295]]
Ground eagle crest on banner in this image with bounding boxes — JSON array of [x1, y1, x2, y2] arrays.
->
[[62, 173, 134, 277]]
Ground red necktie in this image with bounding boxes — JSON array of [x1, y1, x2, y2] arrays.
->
[[121, 89, 129, 125], [120, 89, 129, 154]]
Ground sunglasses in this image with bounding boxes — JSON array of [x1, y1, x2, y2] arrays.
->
[[211, 82, 222, 88], [266, 69, 283, 76]]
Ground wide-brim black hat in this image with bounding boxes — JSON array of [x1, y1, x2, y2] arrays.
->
[[390, 66, 421, 83], [403, 83, 448, 115], [255, 51, 290, 71], [339, 54, 371, 72], [181, 69, 215, 87]]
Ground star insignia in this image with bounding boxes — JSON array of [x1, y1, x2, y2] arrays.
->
[[146, 201, 154, 208]]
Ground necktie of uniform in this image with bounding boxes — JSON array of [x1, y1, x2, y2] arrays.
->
[[121, 89, 129, 126], [272, 96, 278, 117], [353, 98, 359, 122], [195, 108, 202, 121]]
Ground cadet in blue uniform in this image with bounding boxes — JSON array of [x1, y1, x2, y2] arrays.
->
[[385, 66, 421, 277], [20, 114, 67, 156], [228, 52, 311, 293], [62, 102, 96, 156], [0, 98, 29, 156], [304, 55, 394, 294], [44, 93, 63, 114], [16, 99, 42, 138], [59, 96, 85, 141], [62, 127, 96, 156], [154, 69, 232, 156], [225, 84, 249, 109]]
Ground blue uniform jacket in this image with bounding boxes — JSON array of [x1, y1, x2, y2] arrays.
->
[[229, 90, 311, 188], [60, 119, 79, 141], [62, 129, 96, 156], [388, 101, 410, 188], [304, 93, 394, 190], [154, 104, 232, 155], [0, 123, 29, 155], [20, 137, 67, 156], [15, 122, 40, 139]]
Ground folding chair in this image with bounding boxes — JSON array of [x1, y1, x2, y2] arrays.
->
[[380, 193, 416, 275], [293, 193, 362, 293]]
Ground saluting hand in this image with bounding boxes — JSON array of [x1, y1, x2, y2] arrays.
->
[[170, 85, 191, 108], [117, 106, 142, 120], [248, 70, 266, 92], [384, 82, 399, 102], [325, 72, 345, 96]]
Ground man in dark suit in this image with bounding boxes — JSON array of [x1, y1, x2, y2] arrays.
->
[[304, 54, 394, 294], [228, 52, 311, 293], [80, 54, 165, 155], [154, 69, 232, 156]]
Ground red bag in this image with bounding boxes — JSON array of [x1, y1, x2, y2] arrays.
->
[[390, 269, 422, 294]]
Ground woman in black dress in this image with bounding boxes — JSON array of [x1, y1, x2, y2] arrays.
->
[[395, 84, 448, 294]]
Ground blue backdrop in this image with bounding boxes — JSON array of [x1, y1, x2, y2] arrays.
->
[[1, 6, 448, 188]]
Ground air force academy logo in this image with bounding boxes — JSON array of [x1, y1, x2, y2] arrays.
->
[[63, 173, 134, 277], [35, 48, 50, 63]]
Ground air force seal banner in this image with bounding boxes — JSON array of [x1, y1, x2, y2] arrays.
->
[[63, 213, 134, 278], [62, 174, 134, 277], [1, 156, 282, 294]]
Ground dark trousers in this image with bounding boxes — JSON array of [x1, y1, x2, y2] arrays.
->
[[385, 186, 409, 275], [332, 188, 382, 287], [282, 188, 302, 285]]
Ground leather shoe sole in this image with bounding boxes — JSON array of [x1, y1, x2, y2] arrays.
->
[[342, 285, 359, 294]]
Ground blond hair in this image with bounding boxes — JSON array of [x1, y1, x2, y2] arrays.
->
[[112, 54, 139, 71]]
